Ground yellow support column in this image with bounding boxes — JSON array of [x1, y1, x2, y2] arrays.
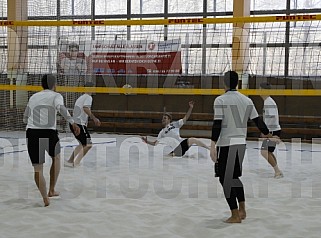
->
[[232, 0, 250, 89], [7, 0, 28, 108]]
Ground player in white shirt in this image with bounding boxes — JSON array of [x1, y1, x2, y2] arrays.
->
[[260, 82, 283, 178], [210, 71, 279, 223], [141, 101, 210, 157], [23, 74, 80, 206], [60, 43, 87, 77], [64, 82, 101, 167]]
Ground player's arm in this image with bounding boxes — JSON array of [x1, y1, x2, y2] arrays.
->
[[211, 97, 224, 163], [210, 120, 222, 163], [249, 100, 279, 142], [83, 106, 101, 126], [252, 116, 269, 135], [23, 105, 30, 124], [252, 116, 280, 143], [182, 101, 194, 123], [59, 105, 80, 136], [55, 95, 80, 136], [141, 136, 158, 146]]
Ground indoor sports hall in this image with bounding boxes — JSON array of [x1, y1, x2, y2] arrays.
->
[[1, 1, 321, 237]]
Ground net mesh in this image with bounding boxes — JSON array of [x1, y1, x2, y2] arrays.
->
[[1, 14, 321, 132]]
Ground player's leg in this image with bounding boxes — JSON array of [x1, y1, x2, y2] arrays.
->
[[74, 144, 92, 166], [261, 139, 283, 178], [235, 145, 246, 220], [48, 130, 61, 197], [170, 139, 188, 156], [187, 137, 210, 150], [66, 124, 86, 166], [33, 164, 50, 206], [27, 129, 49, 206], [48, 155, 61, 197], [218, 146, 243, 223], [238, 201, 246, 220], [66, 144, 83, 165], [73, 125, 92, 166]]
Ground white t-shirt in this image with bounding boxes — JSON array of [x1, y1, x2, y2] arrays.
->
[[157, 119, 184, 148], [61, 57, 87, 76], [263, 97, 281, 132], [73, 94, 93, 125], [214, 91, 259, 146], [25, 90, 72, 130]]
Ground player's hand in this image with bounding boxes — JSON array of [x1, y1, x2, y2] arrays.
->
[[72, 123, 80, 136], [141, 136, 147, 143], [189, 101, 194, 108], [94, 118, 101, 127], [210, 147, 217, 163]]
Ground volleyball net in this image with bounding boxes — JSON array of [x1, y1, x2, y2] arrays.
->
[[1, 14, 321, 131]]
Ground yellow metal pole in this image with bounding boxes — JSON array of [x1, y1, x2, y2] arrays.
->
[[7, 0, 28, 108], [232, 0, 251, 89]]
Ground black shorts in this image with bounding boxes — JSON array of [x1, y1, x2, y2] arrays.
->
[[172, 139, 189, 156], [261, 130, 281, 153], [69, 124, 92, 146], [26, 129, 61, 165], [215, 144, 246, 178]]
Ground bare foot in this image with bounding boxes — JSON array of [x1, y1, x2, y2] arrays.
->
[[239, 209, 247, 220], [48, 191, 60, 197], [274, 172, 284, 179], [43, 197, 50, 207], [225, 216, 242, 223]]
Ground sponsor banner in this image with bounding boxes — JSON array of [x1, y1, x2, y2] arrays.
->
[[58, 39, 182, 75]]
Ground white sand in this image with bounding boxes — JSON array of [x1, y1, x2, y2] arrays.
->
[[1, 132, 321, 238]]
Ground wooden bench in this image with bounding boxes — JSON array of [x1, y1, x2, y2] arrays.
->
[[88, 110, 321, 141]]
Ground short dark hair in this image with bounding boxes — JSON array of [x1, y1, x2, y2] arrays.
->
[[224, 71, 239, 89], [260, 82, 272, 89], [41, 74, 57, 90], [68, 42, 79, 51], [163, 112, 172, 121]]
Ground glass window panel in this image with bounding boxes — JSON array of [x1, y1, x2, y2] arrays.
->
[[0, 48, 7, 73], [206, 48, 231, 74], [289, 47, 321, 77], [251, 0, 286, 10], [264, 47, 285, 76], [250, 22, 286, 44], [168, 24, 203, 44], [0, 0, 7, 18], [130, 25, 165, 41], [95, 25, 129, 41], [290, 21, 321, 43], [291, 0, 321, 9], [60, 0, 92, 16], [182, 48, 203, 75], [28, 0, 57, 16], [249, 47, 265, 75], [131, 0, 164, 14], [207, 0, 233, 12], [28, 48, 58, 74], [59, 26, 93, 42], [94, 0, 127, 15], [206, 22, 233, 44], [168, 0, 203, 13]]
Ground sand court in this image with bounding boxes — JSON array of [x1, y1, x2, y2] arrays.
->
[[1, 131, 321, 237]]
